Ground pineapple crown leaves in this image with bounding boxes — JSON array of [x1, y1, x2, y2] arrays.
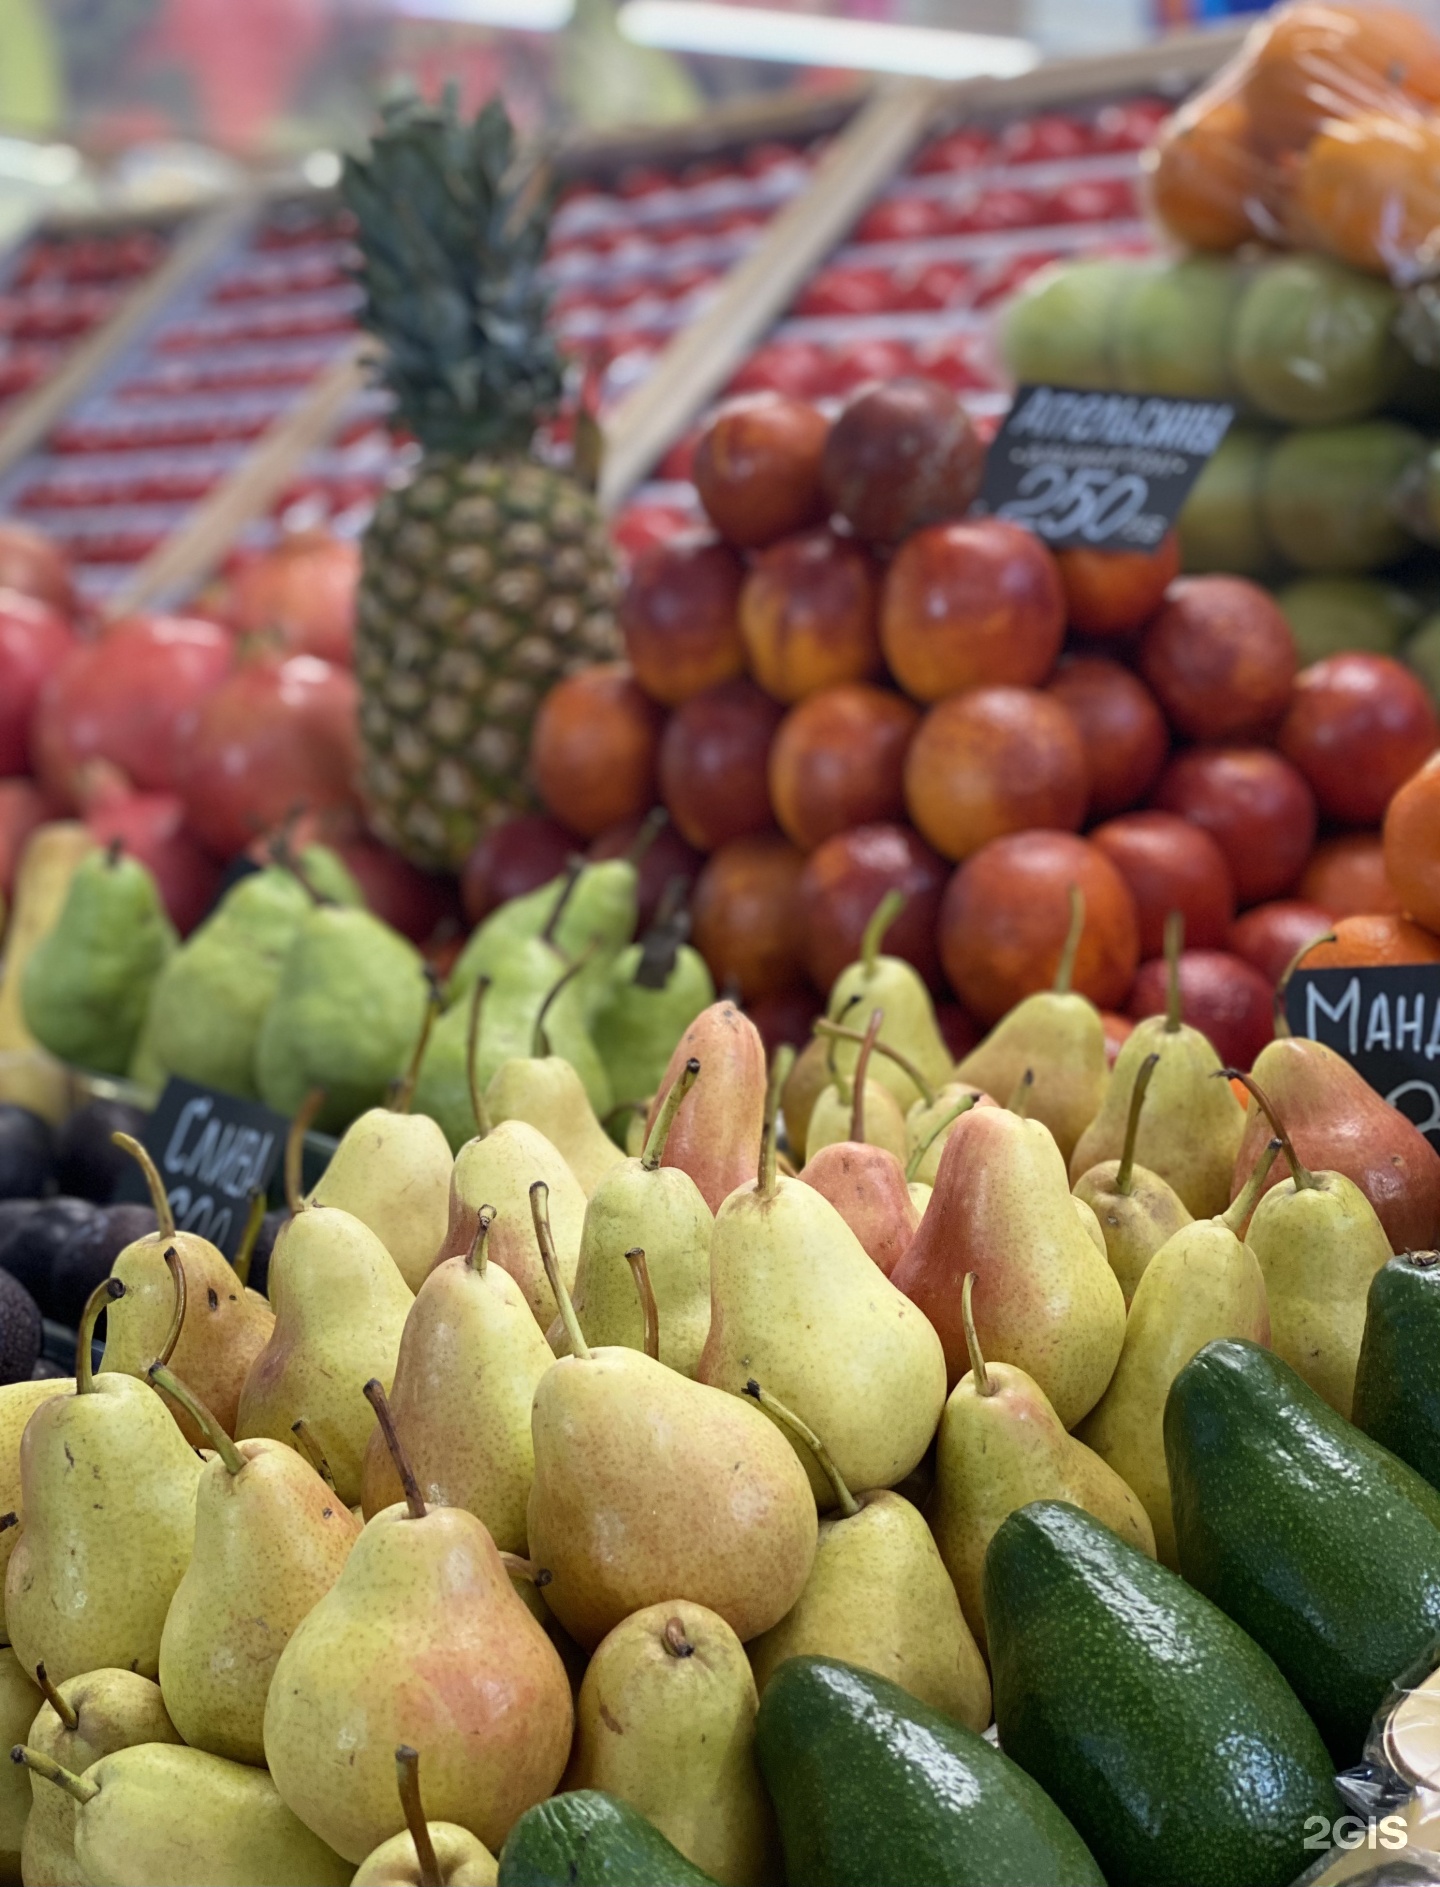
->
[[341, 86, 566, 459]]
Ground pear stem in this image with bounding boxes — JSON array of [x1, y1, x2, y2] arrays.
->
[[285, 1089, 326, 1214], [290, 1420, 337, 1493], [499, 1553, 550, 1586], [813, 1020, 935, 1107], [1116, 1053, 1160, 1197], [148, 1363, 243, 1473], [76, 1280, 122, 1395], [392, 969, 442, 1114], [532, 942, 598, 1059], [743, 1379, 860, 1517], [34, 1665, 76, 1733], [467, 975, 492, 1137], [465, 1206, 495, 1275], [860, 890, 905, 979], [1163, 911, 1184, 1034], [232, 1191, 266, 1291], [1006, 1067, 1034, 1119], [1272, 928, 1336, 1040], [1053, 885, 1084, 996], [961, 1273, 993, 1397], [904, 1095, 976, 1182], [625, 1248, 659, 1360], [158, 1248, 187, 1370], [394, 1747, 442, 1887], [1221, 1138, 1282, 1233], [10, 1747, 98, 1805], [625, 806, 668, 867], [363, 1380, 425, 1520], [663, 1618, 694, 1658], [111, 1134, 173, 1240], [642, 1058, 699, 1172], [540, 858, 585, 947], [530, 1182, 590, 1361], [850, 1009, 883, 1145], [1221, 1068, 1316, 1190], [758, 1046, 794, 1201]]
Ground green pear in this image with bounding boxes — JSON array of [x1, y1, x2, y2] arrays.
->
[[5, 1284, 203, 1685], [21, 844, 176, 1077], [486, 1054, 624, 1196], [1231, 1071, 1393, 1418], [904, 1084, 986, 1186], [263, 1387, 574, 1864], [359, 1209, 553, 1549], [804, 1070, 908, 1164], [1072, 1052, 1193, 1306], [823, 893, 952, 1114], [292, 841, 366, 909], [780, 1036, 831, 1167], [528, 1184, 817, 1652], [592, 906, 716, 1109], [0, 1652, 39, 1877], [957, 890, 1108, 1164], [1068, 917, 1245, 1217], [0, 1378, 73, 1623], [351, 1748, 496, 1886], [745, 1386, 989, 1730], [312, 1105, 453, 1293], [22, 1668, 180, 1887], [1076, 1145, 1277, 1566], [15, 1741, 352, 1886], [146, 865, 312, 1098], [154, 1364, 360, 1767], [699, 1051, 947, 1506], [891, 1105, 1126, 1423], [255, 904, 431, 1134], [929, 1275, 1156, 1654], [236, 1203, 413, 1506], [567, 1599, 777, 1887], [553, 1059, 712, 1376], [102, 1136, 271, 1444]]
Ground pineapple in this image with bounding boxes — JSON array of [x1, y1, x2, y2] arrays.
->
[[342, 90, 620, 871]]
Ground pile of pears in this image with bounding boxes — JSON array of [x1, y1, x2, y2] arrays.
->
[[0, 865, 1435, 1887]]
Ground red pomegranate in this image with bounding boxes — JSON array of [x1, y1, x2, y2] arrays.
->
[[225, 532, 358, 666], [177, 652, 361, 860], [33, 615, 233, 803], [0, 590, 76, 777], [0, 522, 76, 616]]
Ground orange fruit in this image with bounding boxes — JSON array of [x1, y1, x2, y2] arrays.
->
[[1243, 3, 1440, 155], [1299, 911, 1440, 969], [1299, 832, 1403, 919], [1295, 112, 1440, 277], [1384, 747, 1440, 932], [1146, 92, 1269, 251]]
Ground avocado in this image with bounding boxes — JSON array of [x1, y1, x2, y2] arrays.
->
[[0, 1267, 41, 1384], [1166, 1338, 1440, 1760], [1177, 428, 1276, 576], [0, 1105, 52, 1201], [1353, 1254, 1440, 1496], [985, 1500, 1337, 1887], [46, 1203, 156, 1329], [53, 1097, 148, 1203], [754, 1656, 1102, 1887], [1230, 256, 1402, 425], [498, 1792, 718, 1886], [1262, 421, 1424, 575]]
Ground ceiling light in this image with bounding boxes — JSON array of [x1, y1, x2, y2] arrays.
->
[[390, 0, 573, 26], [617, 2, 1039, 78]]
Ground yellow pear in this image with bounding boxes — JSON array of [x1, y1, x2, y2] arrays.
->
[[0, 1376, 72, 1628], [780, 1036, 831, 1166], [360, 1208, 553, 1547], [929, 1276, 1155, 1653], [568, 1600, 777, 1887], [745, 1385, 989, 1730], [436, 1116, 586, 1330], [0, 822, 94, 1120], [487, 1054, 625, 1196], [312, 1107, 453, 1293], [1076, 1143, 1278, 1566], [1073, 1051, 1193, 1306], [350, 1747, 497, 1886], [804, 1070, 908, 1164], [822, 892, 953, 1113], [0, 1651, 39, 1880]]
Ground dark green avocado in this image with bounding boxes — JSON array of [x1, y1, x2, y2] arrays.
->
[[1353, 1253, 1440, 1494], [498, 1792, 718, 1886]]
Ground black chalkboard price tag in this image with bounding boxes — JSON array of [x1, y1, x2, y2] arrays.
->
[[114, 1078, 287, 1259], [978, 385, 1235, 552], [1284, 966, 1440, 1151]]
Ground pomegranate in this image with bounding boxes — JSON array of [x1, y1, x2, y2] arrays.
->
[[331, 835, 459, 945], [176, 651, 361, 859], [0, 589, 76, 776], [0, 522, 76, 616], [33, 615, 232, 804], [76, 763, 221, 935], [225, 531, 358, 665]]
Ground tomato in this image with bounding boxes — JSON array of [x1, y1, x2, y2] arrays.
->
[[999, 113, 1092, 164], [914, 127, 994, 174], [853, 195, 947, 244], [1045, 178, 1140, 223], [729, 340, 832, 400], [794, 266, 893, 318], [896, 259, 973, 311]]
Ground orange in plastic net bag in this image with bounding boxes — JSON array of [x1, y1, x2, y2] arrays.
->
[[1295, 112, 1440, 278], [1148, 93, 1273, 251], [1242, 2, 1440, 154]]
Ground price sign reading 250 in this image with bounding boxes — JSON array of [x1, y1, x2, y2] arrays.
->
[[996, 465, 1154, 545], [978, 386, 1235, 556]]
